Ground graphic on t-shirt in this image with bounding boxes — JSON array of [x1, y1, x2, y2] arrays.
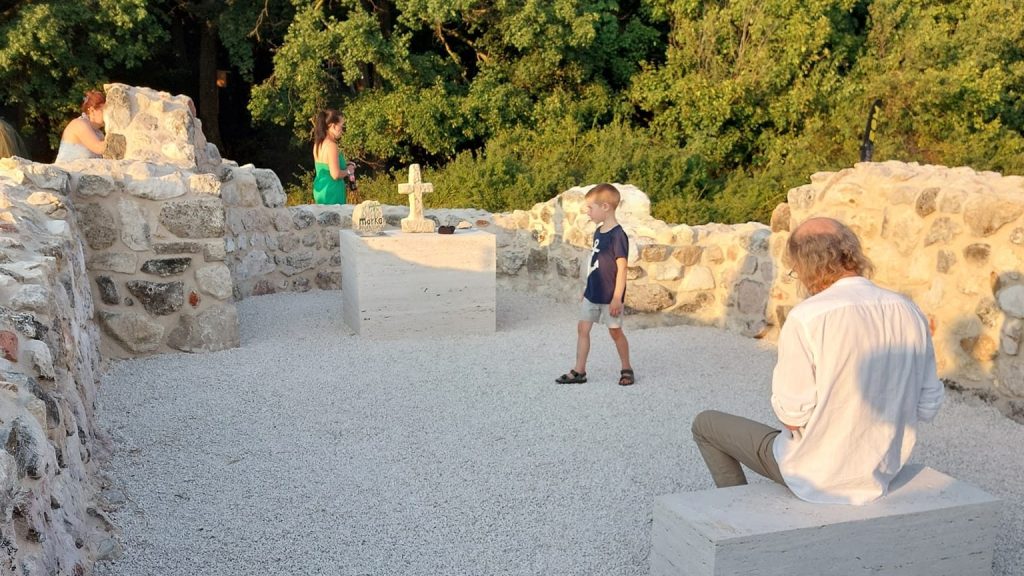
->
[[587, 237, 600, 278]]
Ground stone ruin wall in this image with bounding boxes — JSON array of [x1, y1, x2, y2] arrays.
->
[[493, 184, 774, 337], [0, 84, 241, 574], [2, 82, 1024, 574], [220, 170, 493, 299], [494, 163, 1024, 419], [771, 162, 1024, 417], [0, 163, 114, 575]]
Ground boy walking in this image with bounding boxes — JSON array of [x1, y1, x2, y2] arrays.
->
[[556, 183, 635, 386]]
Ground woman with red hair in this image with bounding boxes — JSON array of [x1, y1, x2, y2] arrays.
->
[[54, 90, 106, 162]]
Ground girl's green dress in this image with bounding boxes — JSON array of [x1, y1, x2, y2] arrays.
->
[[313, 152, 348, 204]]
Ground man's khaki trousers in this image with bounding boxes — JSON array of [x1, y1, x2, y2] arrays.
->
[[691, 410, 787, 487]]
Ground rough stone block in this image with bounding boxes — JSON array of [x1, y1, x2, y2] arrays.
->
[[341, 230, 495, 338], [650, 465, 999, 576]]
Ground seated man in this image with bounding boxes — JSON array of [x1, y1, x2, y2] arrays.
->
[[692, 217, 945, 505]]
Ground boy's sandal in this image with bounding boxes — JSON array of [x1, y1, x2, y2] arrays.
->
[[618, 369, 635, 386], [555, 370, 587, 384]]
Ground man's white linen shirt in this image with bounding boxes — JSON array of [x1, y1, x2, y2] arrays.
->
[[771, 276, 944, 505]]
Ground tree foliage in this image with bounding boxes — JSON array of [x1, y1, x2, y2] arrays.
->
[[3, 0, 1023, 223], [0, 0, 165, 139]]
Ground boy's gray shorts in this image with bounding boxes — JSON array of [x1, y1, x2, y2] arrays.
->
[[579, 298, 623, 328]]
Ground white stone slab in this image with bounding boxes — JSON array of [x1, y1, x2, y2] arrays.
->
[[340, 229, 496, 338], [650, 465, 1000, 576]]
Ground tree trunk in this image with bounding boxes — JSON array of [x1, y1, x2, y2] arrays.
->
[[198, 20, 222, 148]]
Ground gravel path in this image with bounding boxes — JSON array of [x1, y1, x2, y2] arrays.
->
[[96, 289, 1024, 576]]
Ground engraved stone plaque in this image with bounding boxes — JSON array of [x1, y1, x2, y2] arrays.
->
[[353, 200, 385, 235]]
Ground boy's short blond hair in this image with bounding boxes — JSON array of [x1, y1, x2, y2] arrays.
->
[[585, 183, 621, 207]]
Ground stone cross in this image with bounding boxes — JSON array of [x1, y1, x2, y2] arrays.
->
[[398, 164, 436, 233]]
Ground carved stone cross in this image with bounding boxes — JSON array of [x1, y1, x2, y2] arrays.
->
[[398, 164, 436, 233]]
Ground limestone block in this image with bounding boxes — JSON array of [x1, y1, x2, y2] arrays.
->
[[681, 266, 715, 292], [75, 174, 116, 198], [673, 245, 703, 266], [86, 252, 138, 274], [125, 173, 186, 200], [77, 203, 118, 250], [140, 257, 191, 277], [237, 250, 275, 279], [769, 203, 791, 232], [159, 199, 225, 238], [10, 284, 49, 313], [188, 173, 221, 195], [340, 230, 496, 338], [733, 278, 768, 316], [641, 244, 671, 262], [963, 194, 1024, 236], [292, 207, 316, 229], [997, 284, 1024, 318], [786, 184, 818, 210], [196, 264, 233, 300], [650, 259, 684, 281], [167, 304, 240, 353], [881, 208, 924, 255], [22, 339, 55, 380], [253, 168, 286, 208], [125, 280, 184, 315], [20, 162, 70, 193], [95, 276, 120, 305], [117, 197, 152, 251], [923, 216, 961, 246], [650, 465, 1000, 576], [154, 241, 202, 254], [99, 311, 164, 353], [938, 187, 967, 213], [702, 245, 724, 265], [234, 170, 262, 207], [915, 187, 939, 217], [624, 283, 674, 312]]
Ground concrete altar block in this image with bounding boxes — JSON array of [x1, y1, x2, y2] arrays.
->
[[340, 229, 496, 338], [650, 465, 1000, 576]]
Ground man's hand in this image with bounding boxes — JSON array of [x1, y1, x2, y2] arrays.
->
[[609, 298, 623, 317]]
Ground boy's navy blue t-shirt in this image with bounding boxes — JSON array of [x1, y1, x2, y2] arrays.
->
[[584, 224, 629, 304]]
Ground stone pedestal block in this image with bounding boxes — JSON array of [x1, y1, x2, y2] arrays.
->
[[650, 465, 999, 576], [340, 230, 496, 338]]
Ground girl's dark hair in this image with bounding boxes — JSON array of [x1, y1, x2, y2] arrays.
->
[[81, 91, 106, 114], [312, 108, 343, 150]]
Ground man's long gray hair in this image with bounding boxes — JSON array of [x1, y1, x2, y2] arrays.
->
[[787, 218, 875, 294]]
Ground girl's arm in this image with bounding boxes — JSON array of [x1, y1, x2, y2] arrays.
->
[[71, 119, 106, 154]]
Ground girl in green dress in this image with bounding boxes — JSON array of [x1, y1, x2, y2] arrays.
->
[[312, 109, 356, 204]]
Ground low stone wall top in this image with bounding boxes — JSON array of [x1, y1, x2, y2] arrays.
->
[[102, 83, 221, 173]]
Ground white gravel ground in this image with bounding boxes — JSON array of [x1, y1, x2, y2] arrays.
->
[[95, 288, 1024, 576]]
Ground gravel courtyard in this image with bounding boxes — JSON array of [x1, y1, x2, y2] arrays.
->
[[96, 289, 1024, 576]]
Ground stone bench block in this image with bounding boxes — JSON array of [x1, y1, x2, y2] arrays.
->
[[341, 229, 496, 338], [650, 465, 1000, 576]]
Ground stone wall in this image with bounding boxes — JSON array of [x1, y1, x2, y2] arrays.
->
[[43, 85, 239, 359], [220, 170, 494, 299], [769, 162, 1024, 417], [493, 184, 774, 336], [0, 163, 114, 575], [492, 165, 1024, 418]]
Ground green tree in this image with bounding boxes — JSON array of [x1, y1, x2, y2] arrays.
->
[[251, 0, 663, 169], [0, 0, 165, 142]]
